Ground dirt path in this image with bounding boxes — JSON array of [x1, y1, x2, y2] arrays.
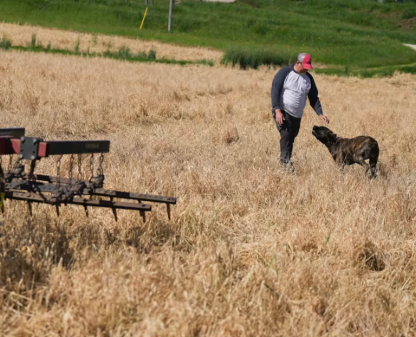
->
[[404, 43, 416, 51]]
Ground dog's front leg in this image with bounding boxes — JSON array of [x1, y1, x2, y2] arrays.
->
[[334, 156, 345, 171]]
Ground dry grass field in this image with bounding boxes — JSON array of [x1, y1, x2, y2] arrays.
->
[[0, 23, 223, 62], [0, 46, 416, 337]]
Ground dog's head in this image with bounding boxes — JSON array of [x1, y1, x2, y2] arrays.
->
[[312, 126, 338, 145]]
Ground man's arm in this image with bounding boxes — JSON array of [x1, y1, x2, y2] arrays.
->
[[306, 73, 323, 116], [271, 66, 292, 125], [307, 73, 329, 124], [271, 66, 291, 112]]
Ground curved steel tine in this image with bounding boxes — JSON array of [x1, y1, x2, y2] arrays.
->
[[167, 204, 171, 220], [27, 201, 32, 216], [140, 210, 146, 223], [110, 197, 118, 221]]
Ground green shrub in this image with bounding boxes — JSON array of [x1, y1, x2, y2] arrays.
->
[[103, 49, 112, 58], [117, 45, 131, 59], [103, 48, 158, 61], [135, 51, 148, 59], [195, 59, 214, 66], [221, 47, 291, 70], [0, 37, 12, 50], [148, 49, 156, 60], [402, 8, 416, 20]]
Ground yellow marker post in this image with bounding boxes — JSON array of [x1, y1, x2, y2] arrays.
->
[[140, 7, 148, 30]]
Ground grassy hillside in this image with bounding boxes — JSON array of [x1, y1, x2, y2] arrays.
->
[[1, 0, 416, 72]]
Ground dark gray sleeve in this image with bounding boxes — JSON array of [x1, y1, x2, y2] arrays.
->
[[306, 73, 323, 116], [271, 66, 292, 111]]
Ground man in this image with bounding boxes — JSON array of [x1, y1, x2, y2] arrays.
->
[[271, 53, 330, 169]]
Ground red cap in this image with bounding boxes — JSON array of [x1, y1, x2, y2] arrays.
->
[[298, 53, 313, 70]]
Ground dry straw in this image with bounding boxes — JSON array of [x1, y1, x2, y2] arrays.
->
[[0, 38, 415, 336]]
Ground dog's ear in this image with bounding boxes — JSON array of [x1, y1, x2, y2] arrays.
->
[[328, 131, 338, 143]]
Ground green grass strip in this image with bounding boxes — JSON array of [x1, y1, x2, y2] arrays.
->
[[0, 37, 214, 67], [315, 63, 416, 77]]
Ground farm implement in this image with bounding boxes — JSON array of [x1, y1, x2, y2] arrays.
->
[[0, 128, 176, 222]]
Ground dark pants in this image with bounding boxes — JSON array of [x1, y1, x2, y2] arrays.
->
[[273, 110, 302, 163]]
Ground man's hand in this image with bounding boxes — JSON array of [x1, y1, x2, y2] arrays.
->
[[275, 109, 285, 126], [319, 114, 330, 124]]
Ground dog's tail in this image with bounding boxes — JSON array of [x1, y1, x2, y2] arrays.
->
[[369, 141, 379, 177]]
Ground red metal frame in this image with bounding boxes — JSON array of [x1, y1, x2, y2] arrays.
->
[[0, 137, 108, 158], [0, 136, 47, 157]]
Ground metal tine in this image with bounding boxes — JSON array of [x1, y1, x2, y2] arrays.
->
[[112, 208, 118, 221], [0, 181, 5, 214], [84, 205, 89, 217], [138, 199, 145, 222], [55, 204, 60, 217], [27, 201, 32, 216], [110, 197, 118, 221], [167, 204, 171, 220]]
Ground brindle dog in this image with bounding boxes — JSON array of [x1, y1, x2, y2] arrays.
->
[[312, 126, 379, 178]]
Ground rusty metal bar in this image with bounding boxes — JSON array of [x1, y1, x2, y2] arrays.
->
[[44, 140, 110, 156], [19, 174, 177, 205], [4, 191, 152, 212], [7, 179, 173, 220], [91, 189, 177, 205], [0, 128, 25, 137], [1, 139, 110, 158], [22, 174, 73, 184]]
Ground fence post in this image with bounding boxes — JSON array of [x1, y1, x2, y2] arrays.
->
[[168, 0, 174, 31]]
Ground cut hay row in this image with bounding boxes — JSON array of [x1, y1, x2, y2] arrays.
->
[[0, 48, 416, 336], [0, 22, 223, 63]]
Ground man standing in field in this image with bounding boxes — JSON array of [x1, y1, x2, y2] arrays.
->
[[271, 53, 330, 169]]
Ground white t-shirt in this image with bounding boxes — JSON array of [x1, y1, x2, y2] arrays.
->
[[281, 71, 311, 118]]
